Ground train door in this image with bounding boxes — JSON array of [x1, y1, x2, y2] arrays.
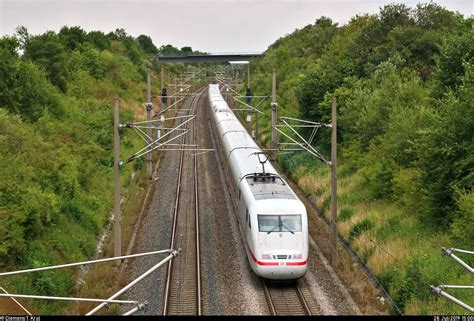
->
[[245, 207, 254, 256]]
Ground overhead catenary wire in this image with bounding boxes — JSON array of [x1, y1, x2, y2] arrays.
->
[[123, 130, 190, 164], [0, 293, 140, 305], [133, 126, 152, 144], [87, 250, 179, 315], [216, 72, 330, 164], [158, 97, 186, 115], [232, 96, 270, 117], [122, 302, 148, 316], [442, 247, 474, 273], [0, 287, 32, 315], [274, 126, 330, 165], [280, 118, 329, 161], [279, 115, 330, 127], [125, 116, 195, 159], [0, 249, 175, 277], [127, 114, 193, 126], [431, 285, 474, 313]]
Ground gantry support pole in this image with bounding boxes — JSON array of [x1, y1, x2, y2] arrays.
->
[[113, 97, 121, 260], [330, 97, 338, 266], [271, 69, 278, 150], [146, 68, 153, 179], [247, 63, 250, 89]]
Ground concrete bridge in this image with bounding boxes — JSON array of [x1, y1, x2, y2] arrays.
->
[[155, 52, 263, 63]]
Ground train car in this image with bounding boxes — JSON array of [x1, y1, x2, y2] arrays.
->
[[208, 84, 308, 280]]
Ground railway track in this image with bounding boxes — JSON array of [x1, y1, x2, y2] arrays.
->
[[262, 279, 314, 316], [162, 88, 205, 315]]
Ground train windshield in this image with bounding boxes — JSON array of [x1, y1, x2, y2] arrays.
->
[[258, 215, 302, 233]]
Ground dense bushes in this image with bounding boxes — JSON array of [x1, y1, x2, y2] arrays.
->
[[250, 2, 473, 314], [252, 2, 473, 238], [0, 26, 163, 313]]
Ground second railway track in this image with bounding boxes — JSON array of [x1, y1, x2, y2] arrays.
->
[[262, 279, 314, 316], [162, 87, 205, 316]]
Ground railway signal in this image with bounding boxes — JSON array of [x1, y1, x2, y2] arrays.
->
[[271, 69, 278, 151], [146, 69, 153, 180]]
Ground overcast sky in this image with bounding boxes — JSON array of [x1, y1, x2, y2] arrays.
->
[[1, 0, 473, 52]]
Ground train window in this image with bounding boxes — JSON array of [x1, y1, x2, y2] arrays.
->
[[246, 208, 248, 222], [257, 215, 302, 233], [280, 215, 302, 232], [247, 209, 251, 229], [257, 215, 279, 232]]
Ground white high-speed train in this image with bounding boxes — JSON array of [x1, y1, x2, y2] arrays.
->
[[208, 84, 308, 280]]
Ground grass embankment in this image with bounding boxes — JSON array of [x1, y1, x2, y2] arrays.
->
[[243, 2, 473, 315], [279, 153, 472, 315], [0, 27, 177, 314], [0, 99, 154, 315]]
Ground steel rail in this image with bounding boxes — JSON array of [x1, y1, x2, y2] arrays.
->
[[162, 86, 205, 316], [162, 114, 186, 315], [193, 91, 202, 316], [261, 280, 276, 315], [261, 280, 312, 316], [295, 283, 312, 316]]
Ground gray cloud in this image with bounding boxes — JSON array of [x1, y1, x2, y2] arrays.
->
[[1, 0, 472, 52]]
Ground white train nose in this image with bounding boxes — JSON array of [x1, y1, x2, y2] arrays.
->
[[257, 263, 308, 280]]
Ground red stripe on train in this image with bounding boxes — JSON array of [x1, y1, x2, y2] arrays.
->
[[248, 248, 306, 266], [286, 260, 308, 266], [243, 234, 306, 266], [248, 247, 279, 266]]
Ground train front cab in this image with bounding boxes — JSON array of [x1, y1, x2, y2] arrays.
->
[[251, 203, 308, 280], [239, 175, 309, 280]]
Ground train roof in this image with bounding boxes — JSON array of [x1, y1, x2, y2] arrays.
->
[[245, 176, 296, 200], [208, 83, 301, 204]]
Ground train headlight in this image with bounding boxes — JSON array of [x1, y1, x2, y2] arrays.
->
[[294, 253, 303, 259], [261, 254, 272, 260]]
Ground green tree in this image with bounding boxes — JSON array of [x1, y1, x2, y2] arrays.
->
[[180, 46, 193, 53], [435, 30, 474, 94], [416, 63, 474, 226], [0, 36, 20, 113], [23, 31, 69, 92], [137, 34, 158, 54], [85, 30, 110, 51], [59, 26, 86, 51]]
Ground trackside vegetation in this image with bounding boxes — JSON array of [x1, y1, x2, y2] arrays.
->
[[248, 3, 473, 315], [0, 26, 195, 314]]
